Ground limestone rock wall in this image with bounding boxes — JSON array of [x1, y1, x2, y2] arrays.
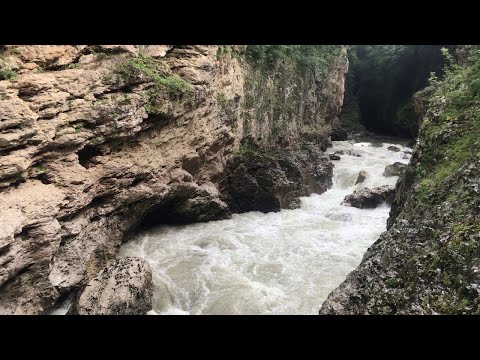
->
[[0, 45, 347, 314]]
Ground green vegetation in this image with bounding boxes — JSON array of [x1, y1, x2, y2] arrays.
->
[[0, 55, 16, 80], [416, 46, 480, 194], [115, 52, 194, 107], [271, 121, 287, 136], [68, 61, 81, 69], [385, 277, 403, 288], [343, 45, 449, 136], [0, 68, 16, 80], [0, 48, 18, 80], [32, 165, 46, 174], [217, 46, 245, 60], [114, 52, 195, 114], [144, 89, 159, 114], [73, 125, 82, 133], [394, 47, 480, 313], [393, 100, 419, 137], [339, 96, 363, 134], [216, 91, 228, 109], [245, 45, 341, 74], [235, 143, 280, 160], [96, 53, 108, 62], [118, 94, 132, 106], [113, 51, 195, 114], [216, 91, 236, 124], [415, 220, 480, 314], [217, 45, 233, 60], [91, 137, 102, 145], [102, 72, 113, 83], [241, 46, 344, 145]]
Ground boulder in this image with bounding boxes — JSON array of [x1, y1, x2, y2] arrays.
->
[[329, 154, 341, 160], [383, 162, 407, 177], [355, 170, 368, 185], [331, 124, 349, 141], [69, 257, 153, 315], [387, 146, 401, 152], [223, 148, 333, 213], [342, 185, 395, 209], [346, 149, 361, 157]]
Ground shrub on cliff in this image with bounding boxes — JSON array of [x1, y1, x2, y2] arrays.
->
[[244, 45, 342, 74], [115, 52, 194, 99], [416, 46, 480, 197]]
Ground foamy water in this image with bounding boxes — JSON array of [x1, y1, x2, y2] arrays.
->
[[117, 140, 411, 315]]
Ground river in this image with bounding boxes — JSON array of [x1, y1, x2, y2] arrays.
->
[[117, 139, 411, 315]]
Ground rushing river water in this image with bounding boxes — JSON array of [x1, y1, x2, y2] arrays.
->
[[117, 140, 411, 315]]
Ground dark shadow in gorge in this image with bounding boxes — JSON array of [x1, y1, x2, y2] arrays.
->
[[341, 45, 455, 138], [120, 184, 232, 245]]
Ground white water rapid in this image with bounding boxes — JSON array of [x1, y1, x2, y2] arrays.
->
[[117, 140, 411, 315]]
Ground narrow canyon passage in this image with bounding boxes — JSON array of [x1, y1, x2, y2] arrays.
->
[[118, 139, 411, 315], [3, 45, 478, 315]]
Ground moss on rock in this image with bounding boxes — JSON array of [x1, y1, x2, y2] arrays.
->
[[320, 46, 480, 315]]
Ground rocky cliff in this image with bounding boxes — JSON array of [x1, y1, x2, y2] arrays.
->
[[320, 46, 480, 314], [0, 45, 347, 314]]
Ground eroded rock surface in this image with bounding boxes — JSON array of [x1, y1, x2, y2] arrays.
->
[[0, 45, 347, 314], [69, 257, 152, 315], [387, 145, 401, 152], [222, 147, 333, 212], [383, 162, 407, 177], [355, 170, 368, 184], [341, 185, 395, 209], [321, 47, 480, 314]]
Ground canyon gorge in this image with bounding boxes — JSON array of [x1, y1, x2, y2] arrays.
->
[[0, 45, 478, 315]]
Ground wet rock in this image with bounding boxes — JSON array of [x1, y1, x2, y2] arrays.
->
[[321, 53, 480, 315], [325, 213, 353, 222], [69, 257, 152, 315], [341, 185, 395, 209], [346, 150, 362, 157], [355, 170, 368, 185], [0, 45, 347, 314], [329, 154, 341, 160], [387, 146, 401, 152], [334, 150, 345, 155], [383, 162, 407, 177], [223, 148, 333, 213], [170, 195, 229, 223], [406, 139, 416, 148], [321, 149, 480, 315], [331, 124, 348, 141]]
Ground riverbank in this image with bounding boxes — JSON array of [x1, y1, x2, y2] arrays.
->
[[116, 139, 410, 315]]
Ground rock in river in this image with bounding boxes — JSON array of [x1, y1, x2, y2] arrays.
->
[[383, 162, 407, 177], [355, 170, 368, 184], [342, 185, 395, 209], [387, 146, 401, 152], [69, 257, 153, 315], [346, 150, 362, 157]]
